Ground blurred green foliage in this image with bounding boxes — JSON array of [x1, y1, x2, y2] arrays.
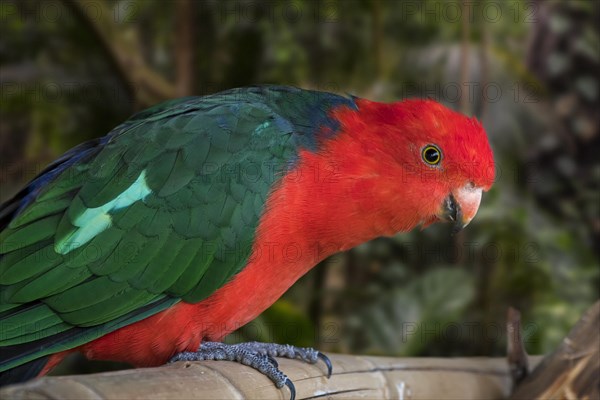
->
[[1, 0, 598, 375]]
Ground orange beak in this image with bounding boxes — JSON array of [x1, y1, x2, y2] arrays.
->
[[439, 184, 483, 234]]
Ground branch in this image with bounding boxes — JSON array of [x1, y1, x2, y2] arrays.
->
[[63, 0, 176, 107], [175, 0, 197, 97], [507, 307, 529, 387], [1, 355, 523, 399], [510, 300, 600, 399]]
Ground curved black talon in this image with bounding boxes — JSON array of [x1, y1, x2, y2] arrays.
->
[[317, 352, 333, 378], [285, 378, 296, 400]]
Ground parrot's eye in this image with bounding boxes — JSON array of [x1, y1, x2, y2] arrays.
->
[[422, 145, 441, 165]]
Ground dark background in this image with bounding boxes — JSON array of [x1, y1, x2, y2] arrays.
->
[[1, 0, 598, 374]]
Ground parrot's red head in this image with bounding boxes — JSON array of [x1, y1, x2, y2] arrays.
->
[[303, 98, 496, 243], [341, 98, 494, 234], [263, 97, 495, 257]]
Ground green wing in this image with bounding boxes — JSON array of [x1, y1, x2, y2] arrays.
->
[[0, 93, 300, 370]]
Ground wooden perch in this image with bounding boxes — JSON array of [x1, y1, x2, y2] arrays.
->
[[2, 356, 521, 400], [510, 300, 600, 400]]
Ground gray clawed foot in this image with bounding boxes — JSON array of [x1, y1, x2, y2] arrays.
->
[[169, 341, 333, 400]]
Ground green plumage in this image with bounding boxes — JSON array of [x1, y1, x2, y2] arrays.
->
[[0, 86, 356, 373]]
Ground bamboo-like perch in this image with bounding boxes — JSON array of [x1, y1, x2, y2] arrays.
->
[[2, 356, 519, 400]]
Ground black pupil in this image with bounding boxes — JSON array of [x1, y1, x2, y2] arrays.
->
[[425, 148, 439, 163]]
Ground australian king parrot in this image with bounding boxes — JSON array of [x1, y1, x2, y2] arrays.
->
[[0, 86, 494, 397]]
